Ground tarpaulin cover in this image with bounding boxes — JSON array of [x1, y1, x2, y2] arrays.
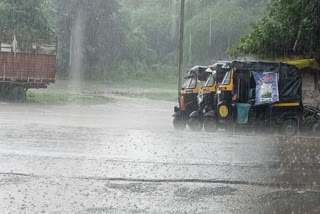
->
[[231, 61, 302, 103], [236, 103, 251, 124], [284, 59, 320, 70]]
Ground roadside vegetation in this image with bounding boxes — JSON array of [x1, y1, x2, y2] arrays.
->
[[228, 0, 320, 59], [0, 0, 269, 82], [5, 0, 320, 103], [26, 79, 177, 104], [26, 90, 112, 105], [111, 91, 177, 102]]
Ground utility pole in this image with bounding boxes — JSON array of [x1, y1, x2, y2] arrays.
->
[[178, 0, 185, 98], [188, 33, 192, 66], [209, 12, 212, 47]]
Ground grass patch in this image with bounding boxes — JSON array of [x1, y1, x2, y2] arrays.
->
[[141, 92, 177, 101], [114, 79, 177, 90], [112, 91, 178, 102], [45, 79, 179, 102], [27, 90, 112, 105], [109, 80, 178, 101]]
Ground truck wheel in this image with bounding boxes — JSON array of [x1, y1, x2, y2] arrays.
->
[[188, 117, 203, 132], [204, 117, 218, 132], [8, 87, 26, 103], [282, 119, 298, 136], [173, 117, 186, 130]]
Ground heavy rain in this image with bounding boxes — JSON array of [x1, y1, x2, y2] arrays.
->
[[0, 0, 320, 213]]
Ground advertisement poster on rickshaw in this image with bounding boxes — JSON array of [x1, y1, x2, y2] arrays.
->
[[253, 71, 279, 105]]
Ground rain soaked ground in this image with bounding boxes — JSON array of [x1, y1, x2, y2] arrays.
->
[[0, 84, 320, 213]]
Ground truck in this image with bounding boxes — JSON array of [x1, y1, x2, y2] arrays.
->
[[0, 33, 57, 102]]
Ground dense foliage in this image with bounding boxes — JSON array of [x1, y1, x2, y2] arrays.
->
[[53, 0, 125, 79], [184, 0, 267, 64], [0, 0, 269, 81], [0, 0, 53, 35], [230, 0, 320, 59]]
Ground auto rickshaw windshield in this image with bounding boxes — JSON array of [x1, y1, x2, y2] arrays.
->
[[183, 76, 197, 89], [221, 70, 231, 85], [204, 74, 215, 87]]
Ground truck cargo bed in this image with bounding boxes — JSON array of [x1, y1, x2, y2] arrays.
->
[[0, 52, 56, 83], [0, 33, 57, 102]]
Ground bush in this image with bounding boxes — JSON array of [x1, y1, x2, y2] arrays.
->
[[110, 61, 178, 82]]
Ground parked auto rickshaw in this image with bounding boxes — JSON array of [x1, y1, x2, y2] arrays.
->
[[173, 66, 210, 130], [203, 61, 309, 135], [187, 62, 228, 131]]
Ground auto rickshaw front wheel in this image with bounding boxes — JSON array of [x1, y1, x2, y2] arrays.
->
[[312, 123, 320, 133], [173, 117, 186, 130], [188, 117, 203, 132], [282, 119, 298, 136], [203, 117, 218, 133]]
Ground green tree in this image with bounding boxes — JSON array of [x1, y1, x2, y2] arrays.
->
[[232, 0, 320, 58], [0, 0, 53, 35], [120, 0, 268, 69], [52, 0, 270, 80], [53, 0, 124, 78], [184, 0, 268, 65]]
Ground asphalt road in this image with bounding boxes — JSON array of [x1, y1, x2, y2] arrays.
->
[[0, 96, 320, 213]]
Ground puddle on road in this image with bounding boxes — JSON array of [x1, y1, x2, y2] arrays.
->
[[105, 182, 159, 194], [83, 207, 147, 214], [174, 186, 237, 198]]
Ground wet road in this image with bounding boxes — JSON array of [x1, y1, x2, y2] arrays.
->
[[0, 97, 320, 213]]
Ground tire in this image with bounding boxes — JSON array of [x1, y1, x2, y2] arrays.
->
[[188, 117, 203, 132], [282, 119, 298, 136], [8, 87, 26, 103], [312, 123, 320, 133], [203, 117, 218, 133], [173, 116, 186, 130]]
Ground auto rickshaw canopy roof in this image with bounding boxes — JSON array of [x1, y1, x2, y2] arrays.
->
[[229, 60, 302, 103], [186, 65, 210, 81], [209, 61, 230, 83]]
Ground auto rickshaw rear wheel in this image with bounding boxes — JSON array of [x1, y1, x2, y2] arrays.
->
[[188, 117, 203, 132], [203, 117, 218, 132], [312, 123, 320, 133], [282, 119, 298, 136], [173, 117, 186, 130]]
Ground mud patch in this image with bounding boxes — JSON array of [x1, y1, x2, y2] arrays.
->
[[0, 175, 30, 186], [80, 207, 147, 214], [105, 182, 158, 194], [174, 186, 237, 199]]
